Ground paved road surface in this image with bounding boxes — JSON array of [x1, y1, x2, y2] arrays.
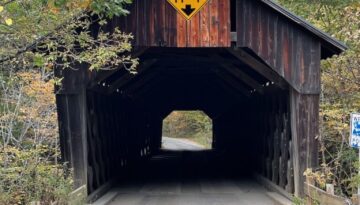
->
[[108, 178, 274, 205], [102, 139, 275, 205], [162, 137, 205, 151]]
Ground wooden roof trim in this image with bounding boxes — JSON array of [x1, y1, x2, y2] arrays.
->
[[261, 0, 347, 58]]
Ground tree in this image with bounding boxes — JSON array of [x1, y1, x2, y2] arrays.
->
[[0, 1, 136, 203]]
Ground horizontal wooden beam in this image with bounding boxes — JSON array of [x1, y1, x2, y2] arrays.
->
[[214, 54, 264, 94], [108, 59, 158, 94], [212, 69, 251, 98], [123, 71, 160, 96], [226, 48, 288, 89], [212, 77, 247, 101], [90, 47, 149, 88], [129, 79, 164, 98]]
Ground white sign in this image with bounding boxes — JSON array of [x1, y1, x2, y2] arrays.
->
[[350, 113, 360, 148]]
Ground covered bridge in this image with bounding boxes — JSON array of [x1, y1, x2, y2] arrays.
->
[[55, 0, 346, 202]]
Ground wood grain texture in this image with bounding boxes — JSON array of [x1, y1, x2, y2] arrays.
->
[[290, 88, 319, 196], [236, 0, 321, 94], [112, 0, 230, 47]]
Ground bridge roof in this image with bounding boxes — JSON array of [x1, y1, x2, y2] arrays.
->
[[261, 0, 347, 58]]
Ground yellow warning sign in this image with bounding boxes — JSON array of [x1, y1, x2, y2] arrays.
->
[[167, 0, 210, 20]]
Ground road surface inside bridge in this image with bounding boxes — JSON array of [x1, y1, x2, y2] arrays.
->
[[161, 136, 206, 151], [105, 138, 275, 205]]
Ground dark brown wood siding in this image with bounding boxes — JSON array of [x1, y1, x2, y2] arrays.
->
[[113, 0, 231, 47], [236, 0, 321, 94], [290, 89, 319, 196]]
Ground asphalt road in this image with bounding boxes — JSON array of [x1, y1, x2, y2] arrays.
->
[[108, 178, 274, 205], [99, 139, 275, 205], [161, 136, 205, 151]]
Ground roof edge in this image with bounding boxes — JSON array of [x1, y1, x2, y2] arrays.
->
[[261, 0, 348, 57]]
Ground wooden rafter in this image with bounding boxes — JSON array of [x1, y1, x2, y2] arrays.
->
[[212, 77, 247, 101], [108, 58, 157, 94], [128, 76, 165, 100], [90, 47, 149, 88], [226, 48, 287, 89], [214, 55, 264, 94], [212, 69, 251, 97], [123, 71, 160, 97]]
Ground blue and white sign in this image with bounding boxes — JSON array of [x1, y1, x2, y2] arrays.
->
[[350, 113, 360, 148]]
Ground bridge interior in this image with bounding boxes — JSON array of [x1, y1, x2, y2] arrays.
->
[[84, 48, 294, 202], [106, 150, 275, 205]]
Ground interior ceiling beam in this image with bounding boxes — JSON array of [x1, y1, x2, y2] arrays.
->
[[212, 77, 246, 102], [213, 55, 264, 94], [123, 71, 159, 95], [107, 58, 158, 94], [90, 47, 149, 88], [226, 48, 288, 89], [212, 69, 251, 98]]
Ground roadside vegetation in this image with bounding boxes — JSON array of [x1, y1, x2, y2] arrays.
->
[[0, 0, 135, 204]]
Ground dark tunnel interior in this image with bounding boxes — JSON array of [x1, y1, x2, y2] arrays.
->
[[85, 48, 292, 196]]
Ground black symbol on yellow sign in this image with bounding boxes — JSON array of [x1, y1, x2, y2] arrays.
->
[[167, 0, 210, 20]]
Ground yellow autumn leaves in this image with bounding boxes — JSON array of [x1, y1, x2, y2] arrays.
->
[[0, 5, 13, 25]]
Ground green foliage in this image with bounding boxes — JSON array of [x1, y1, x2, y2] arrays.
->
[[163, 111, 213, 148], [0, 1, 135, 204], [0, 71, 73, 204], [0, 146, 73, 204], [0, 0, 138, 73], [90, 0, 133, 18]]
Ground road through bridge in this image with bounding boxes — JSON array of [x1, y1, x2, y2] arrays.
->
[[55, 0, 346, 203]]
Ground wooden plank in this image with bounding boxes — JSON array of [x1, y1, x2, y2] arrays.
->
[[167, 2, 177, 47], [255, 174, 294, 201], [214, 55, 264, 94], [212, 77, 248, 101], [89, 48, 149, 88], [189, 10, 200, 47], [304, 183, 348, 205], [176, 12, 187, 47], [212, 69, 251, 97], [290, 88, 319, 196], [123, 71, 159, 96], [55, 62, 89, 190], [210, 0, 219, 47], [218, 0, 230, 46], [200, 2, 210, 47], [235, 0, 321, 94], [87, 177, 118, 204], [108, 59, 158, 93], [155, 0, 166, 46], [226, 48, 287, 89]]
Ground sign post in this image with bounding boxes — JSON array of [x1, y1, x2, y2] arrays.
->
[[350, 113, 360, 195]]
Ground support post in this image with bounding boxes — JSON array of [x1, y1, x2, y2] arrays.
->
[[290, 88, 319, 196], [55, 65, 89, 190]]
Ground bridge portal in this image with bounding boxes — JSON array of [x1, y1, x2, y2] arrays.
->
[[55, 0, 345, 203]]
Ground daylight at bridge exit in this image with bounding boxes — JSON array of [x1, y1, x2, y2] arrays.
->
[[1, 0, 359, 205]]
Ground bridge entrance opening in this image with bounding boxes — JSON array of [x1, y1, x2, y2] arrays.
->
[[161, 111, 213, 151], [76, 48, 295, 199]]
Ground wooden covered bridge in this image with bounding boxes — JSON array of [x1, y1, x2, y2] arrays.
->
[[55, 0, 346, 203]]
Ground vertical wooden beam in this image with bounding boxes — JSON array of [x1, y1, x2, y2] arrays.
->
[[55, 65, 89, 190], [290, 88, 319, 196]]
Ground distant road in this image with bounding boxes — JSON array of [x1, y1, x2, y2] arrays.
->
[[162, 136, 205, 150]]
